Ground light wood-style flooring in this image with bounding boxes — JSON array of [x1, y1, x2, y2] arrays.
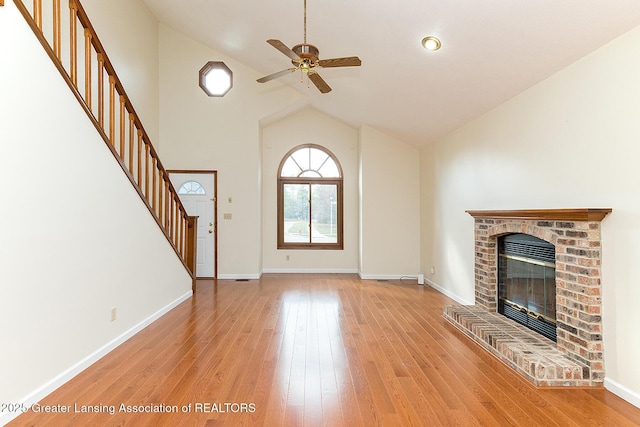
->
[[10, 274, 640, 426]]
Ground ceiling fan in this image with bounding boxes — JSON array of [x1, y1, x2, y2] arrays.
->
[[256, 0, 361, 94]]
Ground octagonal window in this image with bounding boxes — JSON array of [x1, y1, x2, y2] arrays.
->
[[199, 61, 233, 97]]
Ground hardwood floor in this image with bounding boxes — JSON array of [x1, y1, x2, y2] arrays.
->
[[9, 274, 640, 426]]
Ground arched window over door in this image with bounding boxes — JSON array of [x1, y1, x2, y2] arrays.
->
[[277, 144, 343, 249], [177, 180, 205, 195]]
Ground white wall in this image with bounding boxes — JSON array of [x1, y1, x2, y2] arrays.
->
[[421, 24, 640, 406], [360, 125, 421, 278], [261, 108, 359, 272], [157, 25, 305, 278], [0, 2, 191, 420]]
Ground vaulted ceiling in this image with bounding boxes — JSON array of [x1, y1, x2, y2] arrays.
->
[[142, 0, 640, 147]]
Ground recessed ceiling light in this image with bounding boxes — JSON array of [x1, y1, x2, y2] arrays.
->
[[421, 36, 441, 51]]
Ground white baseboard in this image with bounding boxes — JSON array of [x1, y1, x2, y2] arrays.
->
[[0, 290, 192, 427], [216, 273, 262, 280], [424, 278, 474, 305], [358, 273, 421, 281], [261, 269, 359, 274], [604, 377, 640, 409]]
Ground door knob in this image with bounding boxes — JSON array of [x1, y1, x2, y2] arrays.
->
[[208, 229, 213, 233]]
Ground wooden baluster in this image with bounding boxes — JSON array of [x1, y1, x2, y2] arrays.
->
[[53, 0, 61, 59], [175, 202, 180, 249], [161, 178, 166, 229], [168, 187, 173, 233], [166, 181, 171, 230], [137, 129, 142, 186], [165, 178, 171, 230], [69, 0, 78, 87], [151, 157, 157, 213], [179, 214, 185, 257], [108, 76, 115, 144], [171, 195, 176, 244], [182, 215, 187, 257], [144, 141, 150, 200], [158, 169, 165, 226], [97, 53, 104, 129], [167, 193, 172, 241], [175, 200, 180, 248], [84, 29, 92, 109], [176, 210, 182, 256], [157, 174, 163, 224], [33, 0, 42, 30], [169, 187, 175, 234], [168, 193, 173, 242], [128, 114, 135, 174], [119, 96, 125, 160]]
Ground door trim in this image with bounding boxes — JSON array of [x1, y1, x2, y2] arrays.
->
[[168, 170, 218, 279]]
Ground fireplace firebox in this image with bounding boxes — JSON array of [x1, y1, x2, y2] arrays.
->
[[498, 233, 556, 341]]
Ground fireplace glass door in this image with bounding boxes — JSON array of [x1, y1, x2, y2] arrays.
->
[[498, 234, 557, 341]]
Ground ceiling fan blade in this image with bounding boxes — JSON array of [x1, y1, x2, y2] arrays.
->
[[308, 72, 332, 94], [257, 68, 296, 83], [266, 39, 300, 61], [318, 56, 362, 68]]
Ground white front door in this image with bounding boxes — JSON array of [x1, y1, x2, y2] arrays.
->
[[169, 172, 217, 278]]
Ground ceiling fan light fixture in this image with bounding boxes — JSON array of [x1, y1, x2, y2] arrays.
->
[[421, 36, 441, 51]]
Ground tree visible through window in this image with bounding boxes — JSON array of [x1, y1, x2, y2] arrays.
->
[[278, 144, 343, 249]]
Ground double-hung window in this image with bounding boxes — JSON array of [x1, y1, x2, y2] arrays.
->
[[277, 144, 343, 249]]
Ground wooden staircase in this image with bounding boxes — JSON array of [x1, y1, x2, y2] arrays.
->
[[8, 0, 198, 289]]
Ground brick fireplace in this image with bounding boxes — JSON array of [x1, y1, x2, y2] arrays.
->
[[443, 208, 611, 387]]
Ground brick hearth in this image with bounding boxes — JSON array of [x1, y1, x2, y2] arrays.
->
[[444, 208, 611, 387]]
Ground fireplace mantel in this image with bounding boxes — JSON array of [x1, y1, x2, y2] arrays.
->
[[466, 208, 612, 222]]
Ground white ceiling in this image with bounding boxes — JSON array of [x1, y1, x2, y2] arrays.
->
[[141, 0, 640, 147]]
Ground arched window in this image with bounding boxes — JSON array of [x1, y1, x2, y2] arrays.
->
[[177, 180, 205, 195], [277, 144, 343, 249]]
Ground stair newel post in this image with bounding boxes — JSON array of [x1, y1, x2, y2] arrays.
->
[[186, 216, 198, 292]]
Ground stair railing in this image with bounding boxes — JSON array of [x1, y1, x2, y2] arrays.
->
[[10, 0, 198, 288]]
